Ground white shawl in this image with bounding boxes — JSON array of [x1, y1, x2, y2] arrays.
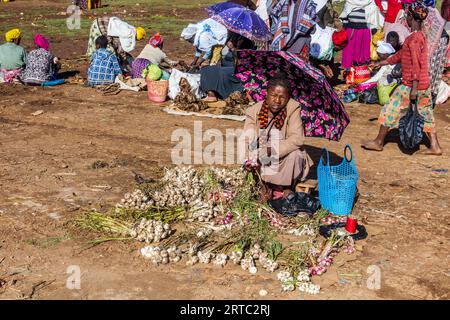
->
[[339, 0, 384, 29], [107, 17, 136, 53]]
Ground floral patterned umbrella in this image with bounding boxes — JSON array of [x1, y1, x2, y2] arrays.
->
[[235, 50, 350, 141]]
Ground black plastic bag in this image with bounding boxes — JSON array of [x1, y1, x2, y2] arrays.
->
[[398, 101, 424, 149], [391, 64, 402, 79], [358, 87, 379, 104], [268, 192, 321, 217]]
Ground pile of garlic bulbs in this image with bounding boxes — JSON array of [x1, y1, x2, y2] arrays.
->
[[141, 245, 182, 265], [130, 218, 171, 243], [190, 200, 219, 222], [211, 167, 246, 190], [277, 271, 295, 292], [230, 250, 243, 264], [277, 270, 320, 294], [213, 253, 228, 267], [241, 255, 258, 274], [117, 189, 153, 210], [116, 166, 246, 213], [152, 167, 204, 207], [241, 244, 278, 273], [287, 224, 316, 237]]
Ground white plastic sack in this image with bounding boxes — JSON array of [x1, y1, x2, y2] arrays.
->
[[310, 25, 335, 61], [339, 0, 384, 30], [107, 17, 136, 53], [435, 80, 450, 105], [168, 69, 203, 100], [193, 18, 228, 52]]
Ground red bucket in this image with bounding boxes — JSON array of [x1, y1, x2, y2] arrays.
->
[[146, 79, 169, 103]]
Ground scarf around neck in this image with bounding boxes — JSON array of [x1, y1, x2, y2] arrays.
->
[[258, 100, 287, 131]]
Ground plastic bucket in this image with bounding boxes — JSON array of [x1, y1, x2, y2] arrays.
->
[[146, 79, 168, 103]]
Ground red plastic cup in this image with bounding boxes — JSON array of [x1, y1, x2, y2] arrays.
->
[[345, 215, 357, 234]]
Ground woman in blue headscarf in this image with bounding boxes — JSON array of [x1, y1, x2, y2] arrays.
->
[[181, 18, 228, 70]]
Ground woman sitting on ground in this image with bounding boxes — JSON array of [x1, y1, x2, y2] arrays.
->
[[241, 75, 313, 202], [363, 41, 396, 84], [87, 35, 122, 86], [0, 28, 27, 83], [86, 16, 146, 73], [200, 32, 256, 102], [20, 34, 60, 85], [362, 2, 442, 155], [131, 33, 178, 79]]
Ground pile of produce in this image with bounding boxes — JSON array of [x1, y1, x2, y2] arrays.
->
[[75, 166, 358, 295], [222, 91, 250, 116], [173, 78, 209, 112]]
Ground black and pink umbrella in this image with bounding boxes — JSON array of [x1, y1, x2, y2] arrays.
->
[[235, 50, 350, 141]]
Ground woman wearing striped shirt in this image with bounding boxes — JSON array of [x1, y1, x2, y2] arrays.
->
[[340, 1, 373, 69], [362, 2, 442, 155]]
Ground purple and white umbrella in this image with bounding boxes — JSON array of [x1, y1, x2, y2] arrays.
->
[[206, 1, 245, 16], [209, 7, 272, 42]]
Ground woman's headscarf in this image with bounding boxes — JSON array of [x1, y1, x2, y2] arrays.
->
[[136, 27, 146, 41], [376, 41, 396, 54], [149, 33, 163, 48], [384, 23, 411, 45], [34, 34, 49, 51], [406, 2, 429, 21], [332, 30, 348, 48], [5, 28, 21, 42]]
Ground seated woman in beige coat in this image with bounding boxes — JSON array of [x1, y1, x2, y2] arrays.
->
[[242, 76, 313, 201]]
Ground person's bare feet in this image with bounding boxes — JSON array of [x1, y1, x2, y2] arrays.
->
[[418, 147, 443, 156], [202, 96, 218, 103], [361, 139, 383, 151]]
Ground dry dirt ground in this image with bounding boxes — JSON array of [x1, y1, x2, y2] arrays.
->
[[0, 1, 449, 300]]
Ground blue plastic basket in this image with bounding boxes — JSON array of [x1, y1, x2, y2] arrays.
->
[[317, 145, 359, 215]]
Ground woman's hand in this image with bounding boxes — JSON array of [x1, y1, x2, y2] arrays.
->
[[410, 80, 419, 102], [319, 64, 333, 78], [410, 88, 418, 102], [368, 61, 381, 70]]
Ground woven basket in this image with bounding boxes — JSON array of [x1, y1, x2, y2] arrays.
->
[[146, 79, 168, 103]]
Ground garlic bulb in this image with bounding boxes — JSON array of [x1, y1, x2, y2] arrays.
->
[[277, 271, 295, 292], [197, 251, 215, 264], [140, 245, 182, 265], [297, 270, 311, 282], [298, 282, 320, 294], [116, 189, 154, 210], [277, 271, 292, 282], [288, 224, 316, 237], [258, 252, 279, 272], [186, 255, 199, 266], [241, 255, 257, 274], [131, 218, 172, 243], [211, 167, 245, 190], [213, 253, 228, 267], [230, 250, 243, 264]]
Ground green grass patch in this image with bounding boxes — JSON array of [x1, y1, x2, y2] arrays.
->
[[25, 235, 71, 248]]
